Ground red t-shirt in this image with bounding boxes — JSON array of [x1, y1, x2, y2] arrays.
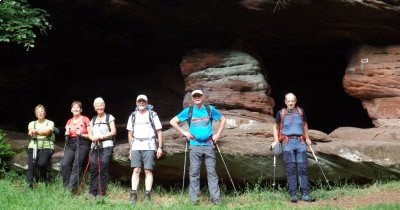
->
[[65, 116, 90, 137]]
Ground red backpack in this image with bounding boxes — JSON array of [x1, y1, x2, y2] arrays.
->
[[278, 106, 305, 144]]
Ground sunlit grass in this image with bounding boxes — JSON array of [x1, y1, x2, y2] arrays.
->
[[0, 172, 399, 210]]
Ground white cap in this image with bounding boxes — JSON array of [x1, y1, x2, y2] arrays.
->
[[136, 94, 148, 102], [191, 90, 204, 96]]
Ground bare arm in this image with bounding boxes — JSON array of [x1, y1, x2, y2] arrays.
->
[[169, 116, 193, 140], [273, 123, 279, 143], [156, 129, 163, 159], [303, 122, 312, 145], [212, 116, 226, 143]]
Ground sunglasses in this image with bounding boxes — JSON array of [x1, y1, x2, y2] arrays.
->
[[192, 94, 203, 98], [137, 99, 147, 103]]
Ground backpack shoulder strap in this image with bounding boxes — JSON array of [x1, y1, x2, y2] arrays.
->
[[91, 115, 97, 126], [295, 106, 303, 120], [278, 108, 286, 142], [280, 108, 286, 125], [130, 111, 137, 132], [188, 106, 194, 127], [204, 104, 213, 122], [105, 113, 111, 132], [148, 110, 157, 138]]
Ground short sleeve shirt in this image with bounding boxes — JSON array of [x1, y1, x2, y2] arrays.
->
[[177, 105, 222, 146]]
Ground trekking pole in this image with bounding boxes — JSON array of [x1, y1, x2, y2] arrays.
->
[[32, 134, 38, 185], [97, 143, 102, 196], [272, 155, 276, 191], [309, 145, 332, 190], [76, 128, 81, 191], [77, 146, 92, 195], [32, 134, 38, 163], [181, 138, 188, 195], [269, 144, 277, 191], [214, 142, 237, 194]]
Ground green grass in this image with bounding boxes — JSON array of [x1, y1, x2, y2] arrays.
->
[[0, 172, 399, 210]]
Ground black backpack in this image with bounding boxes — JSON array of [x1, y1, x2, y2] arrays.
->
[[91, 114, 115, 141]]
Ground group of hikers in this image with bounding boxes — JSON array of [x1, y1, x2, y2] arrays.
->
[[26, 90, 316, 205]]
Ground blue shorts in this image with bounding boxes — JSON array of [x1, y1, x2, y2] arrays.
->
[[130, 150, 155, 170]]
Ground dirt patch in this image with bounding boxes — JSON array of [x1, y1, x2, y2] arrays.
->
[[295, 187, 400, 209]]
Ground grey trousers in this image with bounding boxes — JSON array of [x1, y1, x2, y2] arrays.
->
[[189, 146, 220, 202]]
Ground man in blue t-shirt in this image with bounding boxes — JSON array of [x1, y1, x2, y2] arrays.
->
[[170, 89, 226, 205]]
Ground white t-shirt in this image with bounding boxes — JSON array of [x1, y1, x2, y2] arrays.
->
[[127, 110, 162, 150], [91, 114, 115, 148]]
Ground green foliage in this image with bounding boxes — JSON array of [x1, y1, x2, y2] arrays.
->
[[0, 0, 52, 50], [0, 129, 15, 175]]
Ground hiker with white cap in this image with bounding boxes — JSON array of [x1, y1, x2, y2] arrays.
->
[[170, 89, 226, 205], [127, 94, 163, 204]]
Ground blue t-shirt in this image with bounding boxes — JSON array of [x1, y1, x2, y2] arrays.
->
[[177, 105, 222, 146]]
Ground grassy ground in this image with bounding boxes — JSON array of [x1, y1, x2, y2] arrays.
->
[[1, 172, 400, 210]]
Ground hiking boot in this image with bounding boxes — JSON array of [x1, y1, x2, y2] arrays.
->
[[211, 199, 221, 205], [88, 194, 96, 200], [130, 190, 137, 204], [290, 194, 298, 203], [191, 199, 200, 205], [302, 194, 316, 202], [144, 191, 151, 202]]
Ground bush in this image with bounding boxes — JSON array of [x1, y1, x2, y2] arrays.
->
[[0, 0, 52, 50], [0, 130, 15, 176]]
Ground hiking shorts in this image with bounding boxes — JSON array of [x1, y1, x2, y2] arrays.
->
[[130, 150, 155, 170]]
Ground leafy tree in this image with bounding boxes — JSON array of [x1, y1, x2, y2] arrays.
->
[[0, 129, 15, 176], [0, 0, 52, 50]]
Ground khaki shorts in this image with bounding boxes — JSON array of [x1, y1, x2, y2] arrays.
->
[[130, 150, 155, 170]]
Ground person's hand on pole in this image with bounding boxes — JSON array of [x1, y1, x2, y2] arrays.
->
[[156, 147, 163, 159], [270, 141, 278, 150], [182, 130, 193, 140], [212, 133, 221, 144]]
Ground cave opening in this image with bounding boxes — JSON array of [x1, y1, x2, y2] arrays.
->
[[0, 44, 374, 135], [0, 1, 376, 135], [262, 45, 374, 133]]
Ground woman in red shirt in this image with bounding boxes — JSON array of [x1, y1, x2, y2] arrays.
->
[[61, 100, 92, 194]]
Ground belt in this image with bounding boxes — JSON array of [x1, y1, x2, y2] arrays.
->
[[287, 135, 302, 140], [134, 137, 154, 142]]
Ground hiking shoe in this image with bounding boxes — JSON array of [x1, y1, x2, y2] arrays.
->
[[144, 191, 151, 202], [290, 194, 298, 203], [130, 190, 137, 204], [88, 194, 96, 200], [211, 199, 221, 205], [302, 194, 316, 202]]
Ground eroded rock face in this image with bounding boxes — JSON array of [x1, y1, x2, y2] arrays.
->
[[343, 45, 400, 127], [180, 50, 274, 115], [7, 125, 400, 186]]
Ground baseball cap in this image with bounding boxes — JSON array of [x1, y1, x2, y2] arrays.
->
[[191, 90, 204, 96], [136, 94, 148, 102]]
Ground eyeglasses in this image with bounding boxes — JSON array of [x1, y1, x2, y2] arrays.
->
[[192, 94, 203, 98]]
